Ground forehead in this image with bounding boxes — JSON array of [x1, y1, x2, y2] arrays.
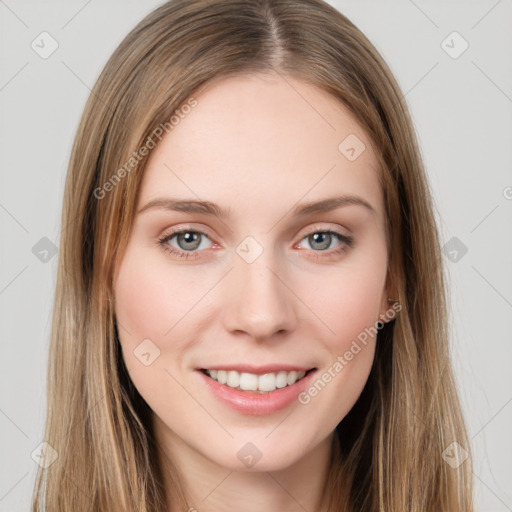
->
[[137, 72, 384, 222]]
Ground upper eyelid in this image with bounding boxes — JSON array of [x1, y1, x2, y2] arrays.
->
[[163, 221, 350, 238]]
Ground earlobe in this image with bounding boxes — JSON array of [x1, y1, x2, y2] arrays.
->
[[379, 297, 400, 325], [378, 272, 399, 324]]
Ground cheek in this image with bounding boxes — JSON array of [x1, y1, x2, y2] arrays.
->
[[297, 252, 386, 407], [113, 248, 199, 395], [114, 248, 197, 346], [295, 273, 382, 427], [307, 262, 386, 351], [113, 248, 197, 406]]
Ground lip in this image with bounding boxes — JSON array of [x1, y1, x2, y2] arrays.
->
[[198, 364, 313, 375], [197, 367, 317, 416]]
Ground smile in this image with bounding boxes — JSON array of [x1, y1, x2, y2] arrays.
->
[[202, 369, 310, 393], [198, 366, 318, 415]]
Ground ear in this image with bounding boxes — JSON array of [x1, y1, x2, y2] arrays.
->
[[378, 269, 398, 323]]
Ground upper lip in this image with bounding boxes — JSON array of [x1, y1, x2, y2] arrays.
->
[[199, 364, 316, 375]]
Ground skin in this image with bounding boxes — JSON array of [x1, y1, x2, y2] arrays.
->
[[113, 72, 394, 512]]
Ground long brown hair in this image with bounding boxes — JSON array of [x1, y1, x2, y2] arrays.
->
[[32, 0, 474, 510]]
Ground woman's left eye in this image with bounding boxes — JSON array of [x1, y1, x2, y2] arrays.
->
[[158, 228, 353, 260], [297, 230, 353, 255]]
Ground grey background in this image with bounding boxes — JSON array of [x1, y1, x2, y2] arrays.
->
[[1, 0, 511, 510]]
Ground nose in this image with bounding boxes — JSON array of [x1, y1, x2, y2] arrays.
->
[[221, 250, 297, 341]]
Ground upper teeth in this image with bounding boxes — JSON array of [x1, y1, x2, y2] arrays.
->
[[206, 369, 307, 392]]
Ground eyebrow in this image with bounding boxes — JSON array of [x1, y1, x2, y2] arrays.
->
[[137, 195, 375, 218]]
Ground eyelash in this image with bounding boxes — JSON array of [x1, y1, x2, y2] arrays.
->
[[157, 226, 353, 261]]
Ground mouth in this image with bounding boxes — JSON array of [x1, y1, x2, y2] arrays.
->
[[197, 366, 318, 415], [199, 367, 316, 394]]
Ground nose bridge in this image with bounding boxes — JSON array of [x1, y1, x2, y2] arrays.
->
[[222, 242, 296, 339]]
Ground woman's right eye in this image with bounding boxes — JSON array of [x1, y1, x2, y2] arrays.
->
[[158, 229, 213, 259]]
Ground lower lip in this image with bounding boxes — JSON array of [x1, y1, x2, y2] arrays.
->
[[197, 369, 317, 416]]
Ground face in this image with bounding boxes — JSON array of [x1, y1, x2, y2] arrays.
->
[[113, 72, 392, 472]]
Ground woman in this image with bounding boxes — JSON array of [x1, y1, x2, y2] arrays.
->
[[32, 0, 474, 510]]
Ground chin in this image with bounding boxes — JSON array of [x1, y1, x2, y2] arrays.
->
[[203, 434, 319, 473]]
